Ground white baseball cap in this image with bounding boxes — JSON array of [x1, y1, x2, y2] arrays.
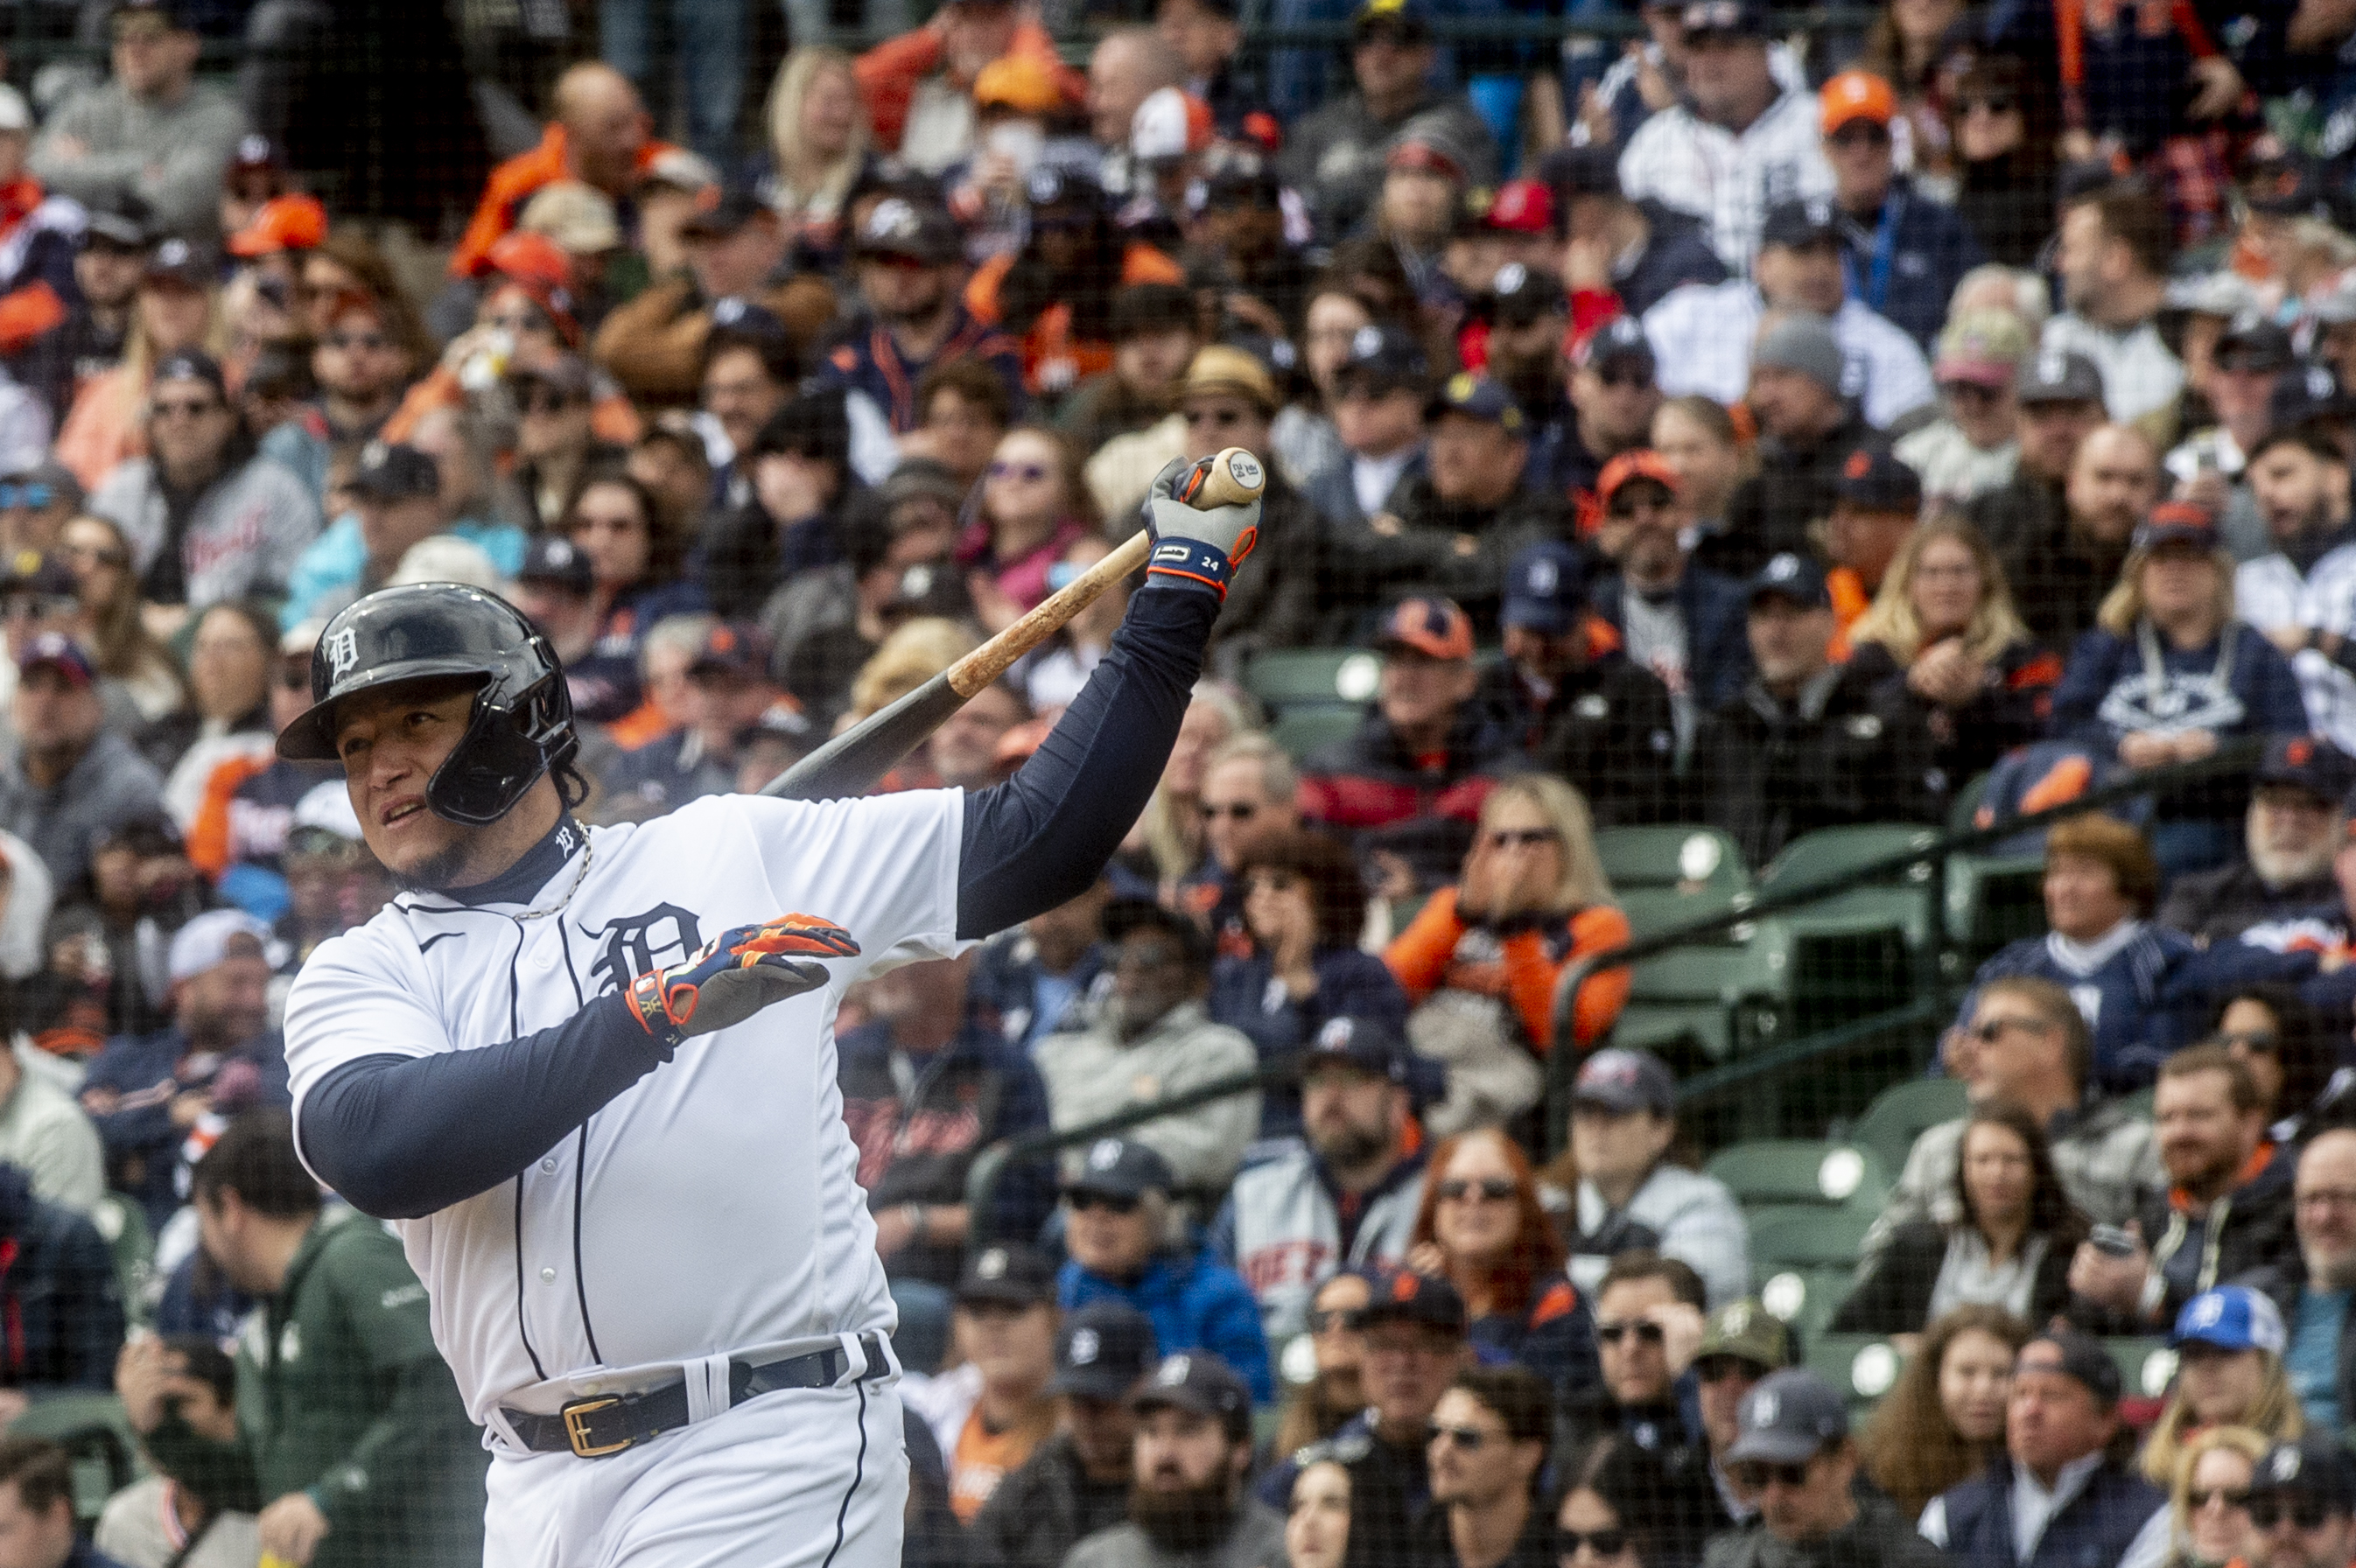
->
[[168, 909, 278, 984]]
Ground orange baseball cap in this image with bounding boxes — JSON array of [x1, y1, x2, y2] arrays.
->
[[1598, 449, 1681, 505], [227, 193, 326, 258], [1820, 71, 1896, 135], [974, 55, 1062, 115], [1375, 596, 1474, 662]]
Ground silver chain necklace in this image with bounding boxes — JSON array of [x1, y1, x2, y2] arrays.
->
[[513, 839, 594, 921]]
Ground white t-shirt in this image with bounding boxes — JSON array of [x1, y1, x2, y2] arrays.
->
[[283, 789, 969, 1432]]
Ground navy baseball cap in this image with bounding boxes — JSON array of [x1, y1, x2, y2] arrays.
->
[[350, 441, 440, 502], [1334, 323, 1429, 393], [1351, 0, 1431, 45], [1834, 442, 1922, 514], [2017, 1329, 2121, 1407], [1503, 541, 1586, 634], [1102, 899, 1214, 971], [1725, 1369, 1848, 1464], [2217, 315, 2297, 375], [682, 187, 777, 240], [1050, 1302, 1159, 1400], [1358, 1269, 1468, 1334], [16, 632, 93, 686], [2017, 347, 2105, 406], [2132, 500, 2219, 553], [956, 1242, 1057, 1307], [1748, 551, 1831, 610], [2270, 360, 2356, 436], [1130, 1353, 1254, 1442], [689, 621, 774, 680], [1573, 1047, 1676, 1116], [2251, 1438, 2356, 1509], [1681, 0, 1770, 35], [855, 198, 962, 264], [82, 196, 149, 250], [0, 550, 77, 599], [1065, 1135, 1174, 1200], [2256, 734, 2356, 803], [1573, 315, 1656, 376], [152, 349, 225, 399], [1487, 262, 1567, 326], [1761, 197, 1841, 251], [144, 238, 214, 290], [1301, 1012, 1415, 1084], [517, 535, 593, 595], [1427, 371, 1525, 434]]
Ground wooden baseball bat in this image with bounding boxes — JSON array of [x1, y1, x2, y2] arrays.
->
[[762, 448, 1266, 802]]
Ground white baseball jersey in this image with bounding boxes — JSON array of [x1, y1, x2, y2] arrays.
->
[[1616, 88, 1833, 275], [282, 789, 967, 1434], [1641, 280, 1936, 430], [2239, 545, 2356, 754]]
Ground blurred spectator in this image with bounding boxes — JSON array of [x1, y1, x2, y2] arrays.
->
[[557, 473, 705, 710], [760, 49, 869, 262], [1845, 519, 2057, 824], [2067, 1046, 2293, 1334], [1553, 144, 1729, 325], [1822, 439, 1920, 648], [1554, 1434, 1699, 1568], [600, 621, 789, 816], [144, 599, 274, 828], [1418, 1367, 1553, 1568], [1856, 1306, 2030, 1523], [698, 311, 798, 508], [908, 358, 1015, 495], [2243, 1437, 2356, 1568], [1653, 395, 1756, 582], [1897, 312, 2031, 508], [95, 1335, 259, 1566], [52, 201, 147, 422], [513, 536, 634, 723], [1188, 153, 1314, 345], [923, 678, 1028, 792], [30, 1, 247, 242], [2140, 1286, 2302, 1489], [1132, 687, 1245, 901], [1084, 28, 1180, 198], [1476, 268, 1570, 472], [971, 166, 1184, 403], [1271, 1271, 1373, 1457], [1553, 318, 1661, 507], [1171, 731, 1299, 942], [2050, 502, 2306, 877], [0, 634, 165, 892], [1058, 284, 1201, 460], [2045, 185, 2184, 426], [0, 1438, 130, 1568], [2159, 738, 2350, 945], [448, 63, 670, 285], [838, 949, 1053, 1292], [1691, 1300, 1790, 1530], [1208, 833, 1405, 1141], [2163, 1427, 2266, 1568], [81, 908, 284, 1232], [1967, 352, 2112, 643], [130, 1110, 486, 1566], [0, 1021, 101, 1216], [305, 289, 424, 452], [1057, 1137, 1273, 1402], [1302, 322, 1427, 539], [1693, 553, 1899, 867], [1834, 1101, 2086, 1337], [2199, 987, 2340, 1144], [968, 1301, 1159, 1568], [1180, 352, 1325, 670], [57, 239, 221, 493], [285, 444, 456, 625], [1949, 56, 2058, 270], [2241, 1127, 2356, 1432], [2170, 318, 2292, 562], [904, 1242, 1062, 1525], [1286, 1458, 1351, 1568], [1870, 976, 2161, 1252], [0, 461, 83, 561], [1036, 900, 1259, 1194], [1715, 316, 1881, 579], [1709, 1368, 1943, 1568], [1278, 1, 1497, 243], [855, 0, 1078, 174], [1562, 1048, 1748, 1307], [1406, 1130, 1595, 1397], [1387, 776, 1631, 1130], [1566, 1252, 1722, 1548], [1820, 72, 1983, 352], [1616, 0, 1832, 272], [1583, 458, 1751, 761], [1068, 1354, 1280, 1568], [2239, 428, 2356, 750], [55, 520, 184, 721], [511, 355, 622, 531], [1214, 1015, 1427, 1344], [960, 426, 1096, 634], [88, 351, 318, 617], [823, 199, 1024, 437], [704, 392, 861, 620], [971, 872, 1109, 1053]]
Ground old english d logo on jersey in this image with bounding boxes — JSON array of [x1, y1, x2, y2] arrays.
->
[[585, 904, 705, 996]]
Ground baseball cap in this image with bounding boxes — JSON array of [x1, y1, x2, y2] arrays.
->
[[0, 85, 32, 136], [1427, 371, 1524, 433], [1301, 1012, 1416, 1086], [1476, 178, 1554, 235], [1748, 551, 1833, 610], [1834, 442, 1921, 513], [2251, 1438, 2356, 1510], [1598, 449, 1680, 509], [1357, 1269, 1468, 1334], [2016, 1329, 2122, 1407], [1203, 155, 1280, 207], [0, 550, 78, 599], [520, 183, 623, 257], [1180, 346, 1278, 416], [82, 197, 150, 250], [1572, 1047, 1676, 1116], [1724, 1369, 1848, 1464], [2172, 1285, 2288, 1354], [2269, 360, 2356, 438], [1101, 899, 1215, 971], [144, 238, 214, 290], [1934, 309, 2032, 389], [1680, 0, 1769, 35], [1820, 71, 1895, 134], [682, 187, 778, 242], [1333, 323, 1429, 392], [1761, 198, 1841, 251], [1699, 1298, 1791, 1372], [2016, 347, 2106, 406], [1025, 164, 1104, 214], [2217, 315, 2297, 375], [226, 192, 326, 259], [1066, 1136, 1175, 1200], [349, 442, 440, 503], [644, 146, 722, 198], [516, 535, 593, 596], [1375, 595, 1475, 662], [856, 199, 962, 264], [879, 458, 967, 515], [2168, 270, 2266, 322], [1050, 1302, 1159, 1400], [974, 54, 1063, 114], [689, 621, 773, 681], [1387, 129, 1471, 184], [1753, 312, 1845, 394], [2244, 155, 2329, 220], [2254, 734, 2356, 804], [956, 1242, 1057, 1307], [2131, 499, 2218, 553], [1130, 1354, 1253, 1442], [167, 908, 275, 984], [15, 632, 92, 686], [1573, 315, 1658, 378], [1132, 88, 1212, 163], [1487, 262, 1567, 326], [1502, 540, 1587, 634], [1351, 0, 1432, 46]]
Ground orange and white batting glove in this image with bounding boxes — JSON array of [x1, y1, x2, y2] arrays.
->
[[625, 914, 860, 1046]]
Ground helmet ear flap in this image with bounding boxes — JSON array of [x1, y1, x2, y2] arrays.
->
[[425, 681, 556, 826]]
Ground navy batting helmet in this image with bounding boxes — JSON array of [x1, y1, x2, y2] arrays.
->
[[275, 584, 577, 826]]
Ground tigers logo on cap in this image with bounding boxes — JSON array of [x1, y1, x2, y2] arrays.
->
[[976, 1247, 1009, 1279], [1745, 1389, 1778, 1430], [2275, 1447, 2304, 1484], [1317, 1017, 1355, 1051], [1158, 1354, 1193, 1385], [1069, 1328, 1101, 1365]]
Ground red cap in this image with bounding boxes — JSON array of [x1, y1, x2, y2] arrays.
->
[[1375, 596, 1474, 661], [1481, 178, 1554, 234], [1387, 139, 1465, 182], [484, 231, 581, 346], [226, 193, 326, 258], [1598, 449, 1681, 504]]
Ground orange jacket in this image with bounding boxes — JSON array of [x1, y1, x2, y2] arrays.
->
[[964, 242, 1186, 394], [1827, 565, 1874, 662], [1385, 887, 1631, 1054], [449, 125, 677, 281], [853, 24, 1083, 153]]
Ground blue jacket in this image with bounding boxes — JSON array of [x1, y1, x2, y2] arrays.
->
[[1935, 1455, 2164, 1568], [1058, 1247, 1274, 1403], [83, 1026, 291, 1234], [1960, 926, 2198, 1095], [1836, 178, 1987, 350], [0, 1163, 123, 1392], [970, 931, 1107, 1053], [1588, 566, 1755, 711], [1205, 947, 1408, 1142]]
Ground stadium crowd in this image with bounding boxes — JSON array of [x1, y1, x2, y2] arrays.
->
[[4, 0, 2356, 1564]]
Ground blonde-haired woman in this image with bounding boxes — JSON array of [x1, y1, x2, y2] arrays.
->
[[57, 258, 230, 490], [1847, 518, 2056, 821], [763, 47, 868, 262], [2162, 1426, 2268, 1568], [2050, 501, 2304, 877], [2142, 1287, 2303, 1488], [1385, 774, 1629, 1132]]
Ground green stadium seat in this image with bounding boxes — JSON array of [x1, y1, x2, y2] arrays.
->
[[1612, 1001, 1736, 1074], [1271, 707, 1361, 761], [1851, 1077, 1968, 1182], [2107, 1339, 2178, 1402], [10, 1394, 143, 1523], [1808, 1334, 1909, 1412], [1595, 827, 1751, 893], [1618, 886, 1746, 943], [1945, 855, 2048, 961], [90, 1193, 152, 1328], [1749, 1209, 1874, 1341], [1707, 1140, 1890, 1214], [1947, 772, 1993, 837], [1760, 825, 1942, 948], [1244, 648, 1381, 710]]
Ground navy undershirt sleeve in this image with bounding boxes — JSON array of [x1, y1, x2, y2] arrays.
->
[[298, 580, 1218, 1221]]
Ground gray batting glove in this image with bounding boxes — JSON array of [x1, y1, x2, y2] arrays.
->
[[1140, 455, 1263, 599]]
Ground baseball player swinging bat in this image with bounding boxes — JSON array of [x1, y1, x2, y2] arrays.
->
[[268, 453, 1261, 1567], [767, 445, 1266, 802]]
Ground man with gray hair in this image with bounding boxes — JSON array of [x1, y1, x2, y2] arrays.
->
[[1180, 732, 1300, 943], [2160, 735, 2352, 944]]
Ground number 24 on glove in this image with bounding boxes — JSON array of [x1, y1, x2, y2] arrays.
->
[[625, 914, 861, 1046]]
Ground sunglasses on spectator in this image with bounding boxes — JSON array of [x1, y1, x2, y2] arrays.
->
[[2250, 1497, 2339, 1530], [1595, 1320, 1665, 1347], [988, 461, 1049, 483], [2220, 1030, 2279, 1054], [1969, 1016, 2049, 1043], [1485, 828, 1560, 850], [1200, 801, 1259, 821], [326, 332, 390, 354], [1828, 122, 1890, 148], [1557, 1529, 1629, 1559], [2191, 1488, 2252, 1511], [1185, 408, 1252, 428], [1427, 1423, 1490, 1450], [1435, 1176, 1516, 1203], [0, 484, 52, 509], [151, 396, 221, 421], [1065, 1191, 1140, 1214], [1730, 1461, 1815, 1491], [1307, 1306, 1364, 1333], [1592, 367, 1651, 390], [1960, 95, 2016, 116], [61, 542, 126, 569], [1694, 1355, 1761, 1383]]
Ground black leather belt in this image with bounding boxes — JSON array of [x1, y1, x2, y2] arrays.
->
[[503, 1333, 894, 1459]]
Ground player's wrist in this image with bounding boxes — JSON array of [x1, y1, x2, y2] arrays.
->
[[1143, 536, 1234, 599]]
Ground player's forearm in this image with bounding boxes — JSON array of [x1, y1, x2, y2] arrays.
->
[[956, 582, 1217, 938], [298, 993, 669, 1219]]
